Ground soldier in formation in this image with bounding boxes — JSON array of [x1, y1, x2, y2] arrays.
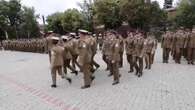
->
[[161, 28, 195, 65], [2, 38, 47, 53], [49, 37, 71, 88], [125, 31, 157, 77]]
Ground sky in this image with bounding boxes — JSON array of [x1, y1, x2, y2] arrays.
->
[[20, 0, 179, 24]]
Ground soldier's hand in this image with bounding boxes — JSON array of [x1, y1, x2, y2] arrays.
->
[[111, 60, 115, 63]]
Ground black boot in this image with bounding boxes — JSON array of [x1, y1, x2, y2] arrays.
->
[[81, 85, 90, 89], [128, 69, 134, 73], [51, 84, 57, 88], [66, 78, 72, 84], [91, 76, 95, 82], [96, 65, 100, 70], [74, 71, 78, 76], [138, 72, 143, 78], [112, 81, 119, 85]]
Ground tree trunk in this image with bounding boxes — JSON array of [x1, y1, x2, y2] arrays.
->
[[5, 31, 9, 40]]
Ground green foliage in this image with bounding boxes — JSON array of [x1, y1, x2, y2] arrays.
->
[[46, 12, 64, 34], [46, 9, 85, 34], [120, 0, 167, 31], [94, 0, 122, 29], [0, 0, 40, 39], [174, 0, 195, 29], [61, 9, 84, 32], [19, 7, 40, 38], [78, 0, 94, 32]]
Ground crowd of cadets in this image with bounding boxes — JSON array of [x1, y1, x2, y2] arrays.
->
[[161, 28, 195, 65], [46, 30, 158, 89], [1, 39, 46, 53], [1, 29, 158, 89]]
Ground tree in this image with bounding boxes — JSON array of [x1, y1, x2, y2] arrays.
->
[[46, 12, 64, 34], [0, 0, 40, 39], [61, 9, 84, 32], [120, 0, 167, 31], [174, 0, 195, 29], [19, 6, 40, 38], [78, 0, 94, 32], [94, 0, 122, 29]]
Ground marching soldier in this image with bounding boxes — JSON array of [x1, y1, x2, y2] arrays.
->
[[144, 34, 156, 69], [61, 36, 78, 76], [161, 31, 173, 63], [173, 29, 186, 64], [132, 32, 145, 77], [102, 32, 112, 71], [50, 37, 71, 88], [185, 28, 195, 65], [88, 34, 100, 73], [108, 31, 121, 85], [125, 32, 135, 73], [78, 29, 94, 89], [69, 33, 81, 71]]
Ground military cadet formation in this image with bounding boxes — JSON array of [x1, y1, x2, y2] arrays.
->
[[1, 39, 47, 53], [0, 29, 158, 89], [44, 29, 158, 89], [161, 28, 195, 65]]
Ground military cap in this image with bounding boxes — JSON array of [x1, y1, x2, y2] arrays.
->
[[51, 36, 59, 41], [61, 35, 69, 40], [78, 29, 89, 34], [70, 33, 76, 36]]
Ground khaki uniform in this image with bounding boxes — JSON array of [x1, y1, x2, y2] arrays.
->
[[109, 38, 120, 83], [161, 32, 173, 63], [78, 38, 93, 86], [102, 36, 112, 70], [89, 36, 100, 72], [132, 34, 145, 77], [185, 32, 195, 64], [144, 37, 156, 69], [50, 45, 64, 86], [69, 38, 81, 70], [63, 41, 77, 74], [173, 31, 186, 63], [125, 35, 135, 72]]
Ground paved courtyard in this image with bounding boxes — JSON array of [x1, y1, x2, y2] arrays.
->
[[0, 45, 195, 110]]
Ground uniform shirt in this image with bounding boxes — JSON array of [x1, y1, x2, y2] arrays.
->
[[69, 39, 79, 56], [111, 38, 121, 62], [78, 38, 92, 65], [145, 37, 155, 53], [173, 32, 186, 48], [50, 45, 64, 67], [63, 42, 72, 60], [102, 36, 113, 56], [125, 37, 134, 55], [161, 32, 173, 49], [133, 35, 145, 57], [186, 32, 195, 48]]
